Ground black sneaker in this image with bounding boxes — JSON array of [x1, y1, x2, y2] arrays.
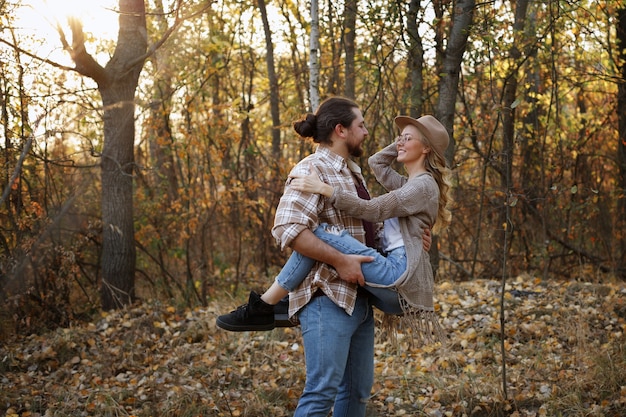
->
[[216, 291, 275, 331]]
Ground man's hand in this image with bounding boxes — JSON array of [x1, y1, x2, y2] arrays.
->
[[333, 254, 374, 286], [291, 229, 372, 287], [423, 228, 432, 252]]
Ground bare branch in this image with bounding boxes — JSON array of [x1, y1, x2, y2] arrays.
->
[[125, 0, 209, 69], [0, 37, 75, 72], [65, 17, 109, 85]]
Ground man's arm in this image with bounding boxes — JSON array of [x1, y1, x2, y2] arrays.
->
[[290, 228, 372, 286]]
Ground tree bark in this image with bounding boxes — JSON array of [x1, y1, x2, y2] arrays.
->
[[405, 0, 424, 117], [63, 0, 147, 310], [434, 0, 474, 166], [258, 0, 281, 158], [432, 0, 475, 278], [309, 0, 320, 111], [343, 0, 356, 99], [618, 4, 626, 279], [146, 0, 178, 203], [497, 0, 529, 276], [497, 0, 530, 401], [99, 0, 147, 310]]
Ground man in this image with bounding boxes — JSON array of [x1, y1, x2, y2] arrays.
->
[[273, 97, 374, 416]]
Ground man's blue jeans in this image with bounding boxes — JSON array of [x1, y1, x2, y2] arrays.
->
[[294, 293, 375, 417], [275, 224, 407, 314]]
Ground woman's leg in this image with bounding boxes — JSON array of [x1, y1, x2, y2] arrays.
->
[[272, 223, 406, 297], [259, 248, 316, 305], [271, 245, 317, 293], [216, 236, 317, 331], [365, 286, 404, 315], [312, 226, 405, 286], [262, 224, 407, 312], [312, 227, 406, 314]]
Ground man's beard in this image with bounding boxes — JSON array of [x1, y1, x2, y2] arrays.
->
[[349, 143, 364, 158]]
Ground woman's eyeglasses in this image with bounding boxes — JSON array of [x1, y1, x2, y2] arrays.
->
[[395, 134, 413, 145]]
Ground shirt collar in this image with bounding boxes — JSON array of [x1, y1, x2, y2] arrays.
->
[[315, 145, 362, 175]]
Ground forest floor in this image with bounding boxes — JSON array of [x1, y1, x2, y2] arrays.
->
[[1, 276, 625, 417]]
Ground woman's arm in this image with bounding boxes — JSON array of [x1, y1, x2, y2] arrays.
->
[[288, 172, 334, 197], [331, 181, 435, 223], [290, 169, 436, 250], [289, 143, 403, 196], [291, 171, 436, 224], [368, 143, 406, 191]]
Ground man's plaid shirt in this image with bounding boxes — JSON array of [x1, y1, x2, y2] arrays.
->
[[272, 146, 368, 317]]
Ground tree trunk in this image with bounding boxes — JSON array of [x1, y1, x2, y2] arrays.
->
[[258, 0, 281, 158], [434, 0, 474, 165], [100, 86, 138, 309], [498, 0, 529, 276], [99, 0, 147, 310], [405, 0, 424, 117], [257, 0, 284, 272], [496, 0, 530, 400], [62, 0, 147, 310], [518, 7, 546, 278], [343, 0, 356, 99], [432, 0, 475, 278], [309, 0, 320, 111], [618, 4, 626, 279], [147, 0, 178, 203]]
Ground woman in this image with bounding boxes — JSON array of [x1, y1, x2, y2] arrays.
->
[[217, 114, 452, 342]]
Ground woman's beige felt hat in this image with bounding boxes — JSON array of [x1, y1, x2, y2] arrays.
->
[[394, 115, 450, 155]]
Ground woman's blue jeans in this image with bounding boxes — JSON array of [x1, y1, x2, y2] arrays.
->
[[275, 224, 406, 315]]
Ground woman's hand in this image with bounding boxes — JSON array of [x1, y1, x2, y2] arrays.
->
[[289, 172, 334, 197]]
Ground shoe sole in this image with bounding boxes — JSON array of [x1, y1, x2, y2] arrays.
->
[[216, 317, 276, 332], [275, 313, 298, 328]]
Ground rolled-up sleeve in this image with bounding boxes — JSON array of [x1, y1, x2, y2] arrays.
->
[[272, 164, 323, 250]]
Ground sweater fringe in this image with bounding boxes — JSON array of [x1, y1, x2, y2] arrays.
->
[[380, 298, 447, 348]]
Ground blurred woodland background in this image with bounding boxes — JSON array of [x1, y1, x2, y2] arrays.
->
[[0, 0, 625, 339]]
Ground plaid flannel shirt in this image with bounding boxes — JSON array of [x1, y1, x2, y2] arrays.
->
[[271, 146, 367, 317]]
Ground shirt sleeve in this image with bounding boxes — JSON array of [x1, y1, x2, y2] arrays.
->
[[271, 163, 323, 250]]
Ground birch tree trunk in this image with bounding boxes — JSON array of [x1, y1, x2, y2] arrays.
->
[[309, 0, 320, 111]]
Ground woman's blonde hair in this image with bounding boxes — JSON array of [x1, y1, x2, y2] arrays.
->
[[423, 141, 452, 233]]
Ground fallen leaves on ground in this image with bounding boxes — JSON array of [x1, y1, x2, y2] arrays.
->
[[1, 277, 625, 417]]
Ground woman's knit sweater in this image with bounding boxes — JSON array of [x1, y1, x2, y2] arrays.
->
[[329, 143, 444, 343]]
